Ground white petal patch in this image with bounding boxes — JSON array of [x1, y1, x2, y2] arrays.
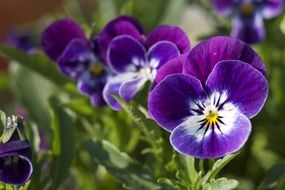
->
[[185, 91, 239, 142], [149, 59, 160, 69]]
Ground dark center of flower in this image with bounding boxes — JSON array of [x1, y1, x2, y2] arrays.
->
[[4, 156, 19, 166], [240, 3, 254, 16], [90, 64, 104, 75], [205, 110, 219, 126]]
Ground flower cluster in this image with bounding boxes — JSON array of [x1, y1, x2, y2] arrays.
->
[[41, 16, 269, 159], [211, 0, 283, 44], [41, 16, 190, 110]]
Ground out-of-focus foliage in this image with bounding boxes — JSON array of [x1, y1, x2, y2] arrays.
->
[[0, 0, 284, 189]]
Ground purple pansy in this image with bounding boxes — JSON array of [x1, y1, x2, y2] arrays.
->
[[103, 25, 190, 110], [211, 0, 283, 44], [0, 116, 33, 185], [6, 30, 39, 53], [98, 16, 145, 63], [149, 36, 268, 158], [41, 19, 109, 106]]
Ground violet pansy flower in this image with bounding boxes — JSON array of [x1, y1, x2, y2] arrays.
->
[[98, 16, 145, 63], [149, 36, 268, 158], [103, 25, 190, 110], [41, 19, 109, 106], [6, 30, 39, 53], [0, 116, 33, 185], [211, 0, 283, 44]]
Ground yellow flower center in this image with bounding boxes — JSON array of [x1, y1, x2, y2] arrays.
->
[[90, 65, 104, 75], [205, 110, 219, 126], [241, 3, 254, 16]]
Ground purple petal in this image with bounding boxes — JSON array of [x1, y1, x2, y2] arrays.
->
[[183, 36, 265, 85], [210, 0, 235, 15], [119, 76, 148, 101], [0, 153, 33, 185], [103, 73, 137, 111], [57, 39, 94, 79], [0, 141, 32, 185], [99, 16, 144, 62], [90, 36, 102, 60], [170, 110, 251, 158], [41, 19, 87, 61], [147, 41, 180, 70], [77, 69, 107, 96], [0, 140, 30, 155], [262, 0, 283, 19], [107, 35, 147, 73], [206, 60, 268, 118], [90, 90, 106, 107], [154, 54, 186, 85], [145, 25, 190, 54], [148, 74, 206, 132], [231, 13, 265, 44]]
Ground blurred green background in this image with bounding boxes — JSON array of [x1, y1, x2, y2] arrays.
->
[[0, 0, 285, 189]]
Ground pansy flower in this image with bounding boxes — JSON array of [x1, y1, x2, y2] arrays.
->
[[41, 19, 109, 106], [211, 0, 283, 44], [98, 16, 145, 63], [103, 25, 190, 110], [0, 116, 33, 185], [149, 36, 268, 158], [6, 30, 39, 53]]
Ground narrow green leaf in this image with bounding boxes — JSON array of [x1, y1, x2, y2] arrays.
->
[[202, 178, 238, 190], [83, 139, 163, 190], [0, 44, 68, 86], [259, 163, 285, 189], [112, 94, 156, 131], [19, 181, 31, 190], [166, 153, 201, 189], [202, 153, 238, 185], [10, 64, 57, 129], [112, 95, 164, 156], [0, 111, 6, 135], [157, 178, 182, 189], [0, 115, 18, 143], [5, 185, 13, 190], [50, 97, 75, 190]]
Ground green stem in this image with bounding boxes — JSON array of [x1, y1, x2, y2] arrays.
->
[[199, 159, 205, 175], [185, 156, 199, 190]]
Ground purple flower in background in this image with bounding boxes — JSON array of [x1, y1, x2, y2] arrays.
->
[[211, 0, 283, 44], [98, 16, 145, 63], [41, 19, 109, 106], [6, 30, 39, 53], [149, 36, 268, 158], [103, 25, 190, 110], [0, 116, 33, 185]]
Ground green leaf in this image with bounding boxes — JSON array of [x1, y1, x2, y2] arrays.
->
[[119, 0, 134, 15], [112, 95, 159, 138], [0, 115, 18, 143], [4, 185, 13, 190], [10, 64, 57, 129], [19, 181, 31, 190], [157, 178, 182, 189], [202, 153, 238, 185], [166, 153, 201, 189], [0, 111, 6, 135], [202, 178, 238, 190], [112, 95, 166, 163], [259, 163, 285, 189], [0, 44, 68, 86], [112, 94, 155, 129], [83, 139, 163, 190], [49, 97, 75, 190]]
